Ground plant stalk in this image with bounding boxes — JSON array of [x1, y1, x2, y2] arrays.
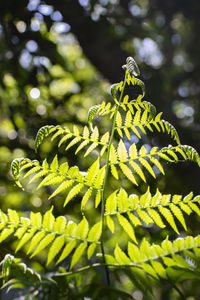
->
[[100, 71, 128, 285]]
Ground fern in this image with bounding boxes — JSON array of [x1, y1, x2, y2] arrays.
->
[[2, 56, 200, 298]]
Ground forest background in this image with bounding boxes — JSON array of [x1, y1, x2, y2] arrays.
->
[[0, 0, 200, 298]]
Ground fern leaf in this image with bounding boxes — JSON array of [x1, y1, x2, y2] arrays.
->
[[85, 158, 99, 185], [95, 190, 102, 208], [106, 215, 115, 233], [110, 165, 119, 180], [87, 221, 102, 242], [50, 155, 58, 171], [84, 142, 98, 157], [8, 209, 19, 227], [81, 188, 93, 210], [91, 126, 99, 141], [65, 137, 81, 151], [75, 140, 90, 154], [147, 208, 165, 229], [74, 217, 89, 240], [128, 212, 142, 227], [87, 243, 96, 259], [119, 164, 138, 185], [105, 191, 118, 214], [64, 183, 84, 206], [117, 188, 129, 212], [129, 161, 146, 182], [56, 240, 77, 265], [118, 140, 128, 161], [117, 215, 137, 243], [27, 231, 46, 255], [149, 157, 165, 175], [35, 125, 56, 152], [114, 244, 131, 265], [49, 180, 74, 199], [47, 236, 65, 266], [109, 144, 118, 164], [137, 210, 153, 225], [70, 241, 87, 270], [30, 212, 42, 228], [170, 204, 187, 231], [158, 207, 179, 234], [0, 228, 15, 243], [30, 233, 56, 258], [94, 166, 106, 189], [15, 229, 36, 252], [139, 158, 156, 178], [129, 143, 138, 159]]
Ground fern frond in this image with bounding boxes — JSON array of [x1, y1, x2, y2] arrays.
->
[[11, 157, 106, 208], [109, 143, 200, 184], [115, 107, 180, 144], [106, 235, 200, 281], [34, 124, 110, 157], [105, 188, 200, 234], [0, 208, 102, 267]]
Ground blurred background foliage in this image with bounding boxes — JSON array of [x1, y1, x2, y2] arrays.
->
[[0, 0, 200, 299]]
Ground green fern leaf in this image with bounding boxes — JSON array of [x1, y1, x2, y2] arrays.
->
[[139, 158, 156, 178], [46, 236, 65, 266], [35, 125, 56, 152], [8, 209, 19, 227], [15, 229, 36, 252], [27, 231, 46, 255], [56, 240, 77, 265], [85, 158, 99, 185], [42, 208, 55, 231], [149, 157, 165, 175], [129, 161, 146, 182], [49, 180, 74, 199], [128, 242, 142, 263], [129, 143, 138, 159], [54, 216, 67, 233], [127, 212, 142, 227], [23, 165, 41, 179], [64, 183, 84, 207], [119, 164, 138, 185], [117, 214, 137, 243], [70, 241, 87, 270], [147, 208, 165, 229], [109, 144, 118, 163], [87, 242, 96, 259], [81, 188, 93, 210], [118, 140, 128, 161], [110, 165, 119, 180], [188, 202, 200, 216], [159, 207, 179, 233], [106, 215, 115, 233], [117, 188, 129, 212], [95, 190, 102, 208], [114, 244, 131, 265], [84, 142, 98, 157], [30, 233, 56, 258], [65, 137, 81, 151], [105, 191, 117, 214], [0, 228, 14, 243], [50, 155, 58, 171], [170, 204, 187, 230], [75, 217, 89, 240], [58, 132, 72, 146], [87, 221, 102, 242], [137, 210, 153, 225], [28, 170, 49, 184]]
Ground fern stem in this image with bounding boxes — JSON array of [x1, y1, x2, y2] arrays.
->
[[100, 71, 128, 285]]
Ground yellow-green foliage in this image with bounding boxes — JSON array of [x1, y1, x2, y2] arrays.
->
[[4, 57, 200, 293]]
